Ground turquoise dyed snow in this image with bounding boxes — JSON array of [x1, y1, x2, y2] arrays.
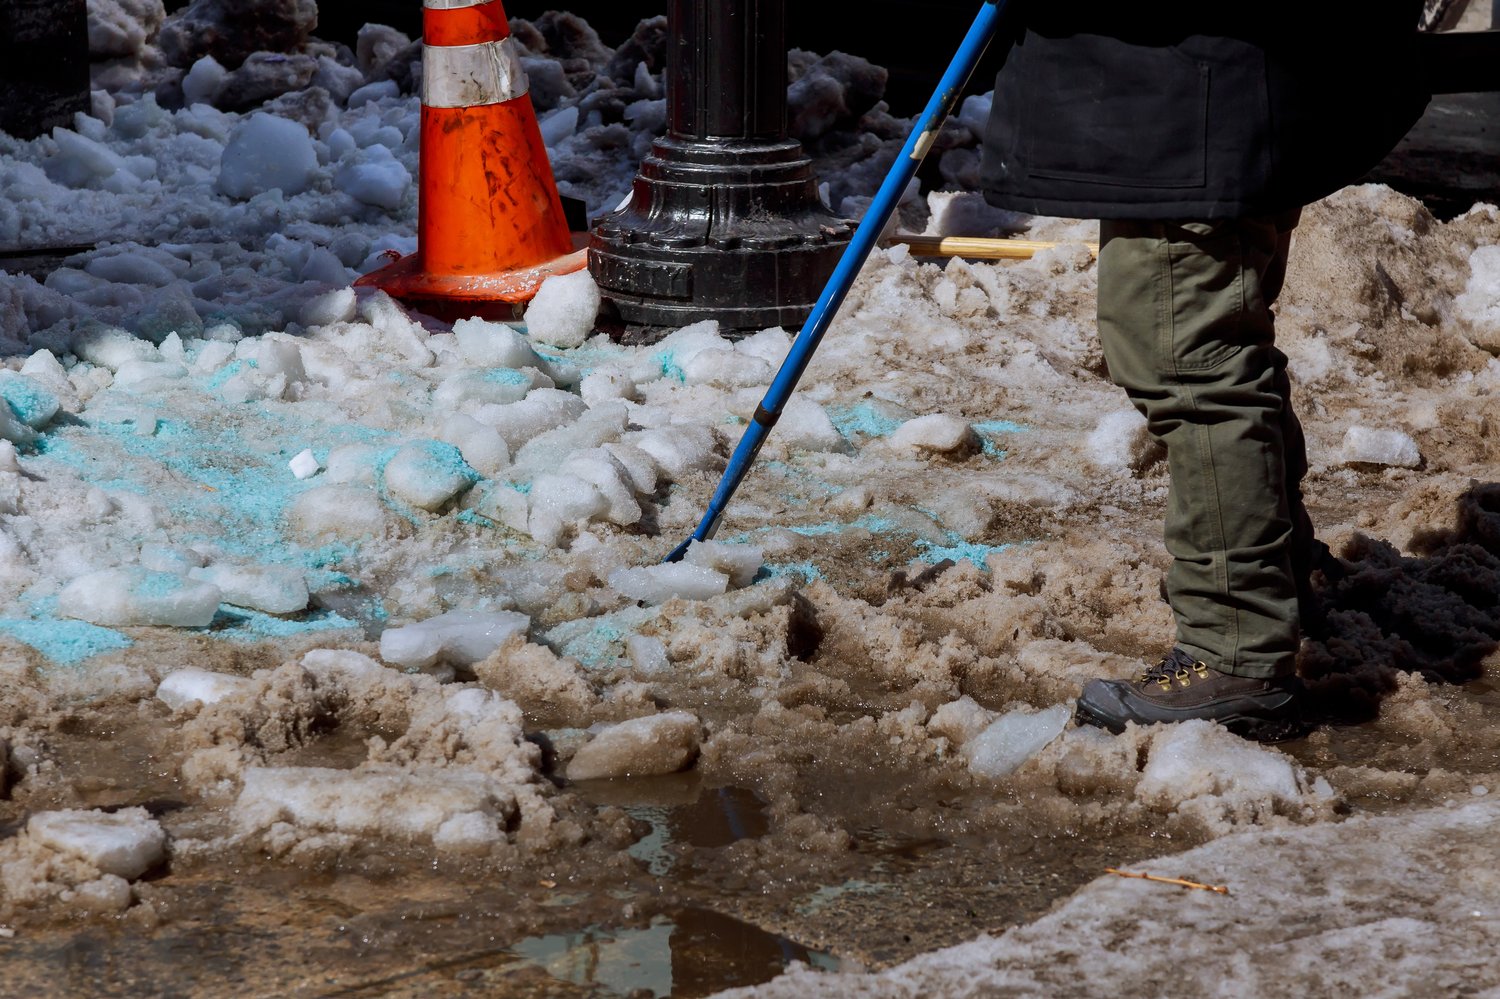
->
[[761, 561, 823, 584], [212, 606, 360, 641], [656, 349, 686, 383], [915, 538, 1013, 568], [0, 376, 58, 427], [0, 618, 132, 664], [828, 401, 905, 440], [484, 368, 532, 386]]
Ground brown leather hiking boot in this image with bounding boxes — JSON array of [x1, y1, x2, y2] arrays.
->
[[1075, 648, 1309, 742]]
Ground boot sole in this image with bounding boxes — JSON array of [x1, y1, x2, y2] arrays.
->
[[1074, 700, 1315, 744]]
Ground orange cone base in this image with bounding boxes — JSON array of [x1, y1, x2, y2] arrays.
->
[[355, 244, 589, 319]]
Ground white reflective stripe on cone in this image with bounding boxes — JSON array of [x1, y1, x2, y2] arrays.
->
[[424, 0, 494, 10], [423, 37, 530, 109]]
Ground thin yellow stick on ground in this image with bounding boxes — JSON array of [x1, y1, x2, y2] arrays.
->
[[886, 235, 1100, 261], [1105, 868, 1230, 895]]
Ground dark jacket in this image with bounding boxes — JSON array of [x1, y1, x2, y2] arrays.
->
[[981, 2, 1430, 219]]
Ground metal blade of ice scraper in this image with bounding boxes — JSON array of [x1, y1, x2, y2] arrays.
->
[[664, 0, 1013, 564]]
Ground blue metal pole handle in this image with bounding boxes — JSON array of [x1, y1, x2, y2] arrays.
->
[[665, 0, 1009, 563]]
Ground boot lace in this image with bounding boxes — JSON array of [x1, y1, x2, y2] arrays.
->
[[1136, 648, 1211, 690]]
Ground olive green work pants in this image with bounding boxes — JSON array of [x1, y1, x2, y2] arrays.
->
[[1096, 212, 1312, 679]]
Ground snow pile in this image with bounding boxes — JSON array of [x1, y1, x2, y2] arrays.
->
[[727, 799, 1500, 999], [0, 807, 165, 912], [163, 649, 554, 858], [1455, 237, 1500, 330]]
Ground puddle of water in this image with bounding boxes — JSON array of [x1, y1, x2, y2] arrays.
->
[[577, 775, 771, 875], [503, 907, 837, 999]]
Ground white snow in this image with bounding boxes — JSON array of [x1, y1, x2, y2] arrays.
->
[[1456, 244, 1500, 328], [889, 413, 978, 455], [288, 448, 320, 479], [57, 567, 221, 627], [379, 610, 531, 672], [1086, 408, 1157, 473], [157, 667, 252, 710], [216, 113, 317, 199], [683, 540, 763, 588], [25, 808, 166, 880], [1339, 425, 1423, 468], [524, 270, 601, 349], [608, 563, 731, 605], [382, 440, 478, 512], [188, 563, 309, 614]]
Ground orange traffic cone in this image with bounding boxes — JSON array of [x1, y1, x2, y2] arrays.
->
[[356, 0, 586, 316]]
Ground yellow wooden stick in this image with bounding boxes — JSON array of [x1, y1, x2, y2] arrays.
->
[[886, 235, 1100, 261], [1105, 867, 1230, 895]]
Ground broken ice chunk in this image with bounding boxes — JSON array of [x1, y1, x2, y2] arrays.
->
[[683, 539, 763, 588], [189, 564, 310, 614], [383, 440, 480, 512], [26, 808, 166, 880], [57, 567, 222, 628], [379, 609, 531, 672], [157, 667, 252, 710], [525, 269, 601, 349], [626, 635, 670, 676], [1339, 426, 1422, 469], [776, 397, 845, 451], [288, 448, 320, 479], [0, 371, 60, 429], [1137, 719, 1304, 808], [963, 704, 1071, 778], [628, 424, 720, 480], [565, 711, 702, 781], [287, 484, 394, 541], [234, 767, 512, 847], [890, 413, 980, 456], [139, 543, 205, 575], [608, 563, 730, 605]]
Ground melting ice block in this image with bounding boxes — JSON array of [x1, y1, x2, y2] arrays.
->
[[157, 667, 251, 710], [608, 563, 730, 604], [379, 610, 531, 671], [234, 767, 512, 849], [1137, 720, 1304, 808], [964, 704, 1071, 778], [216, 112, 318, 200], [525, 269, 601, 349], [890, 414, 980, 456], [566, 711, 702, 781], [190, 564, 309, 614], [26, 808, 166, 880], [683, 540, 763, 588], [383, 440, 479, 512], [58, 567, 221, 628], [1339, 426, 1422, 469]]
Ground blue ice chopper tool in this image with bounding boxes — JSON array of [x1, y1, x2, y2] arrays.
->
[[665, 0, 1010, 563]]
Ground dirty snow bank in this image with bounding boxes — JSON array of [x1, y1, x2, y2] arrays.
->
[[725, 798, 1500, 998]]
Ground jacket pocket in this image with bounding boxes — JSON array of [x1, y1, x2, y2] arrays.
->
[[1021, 35, 1209, 190]]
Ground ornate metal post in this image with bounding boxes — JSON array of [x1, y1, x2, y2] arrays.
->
[[589, 0, 854, 336]]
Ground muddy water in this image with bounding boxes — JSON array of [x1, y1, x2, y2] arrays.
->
[[0, 709, 1183, 998]]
